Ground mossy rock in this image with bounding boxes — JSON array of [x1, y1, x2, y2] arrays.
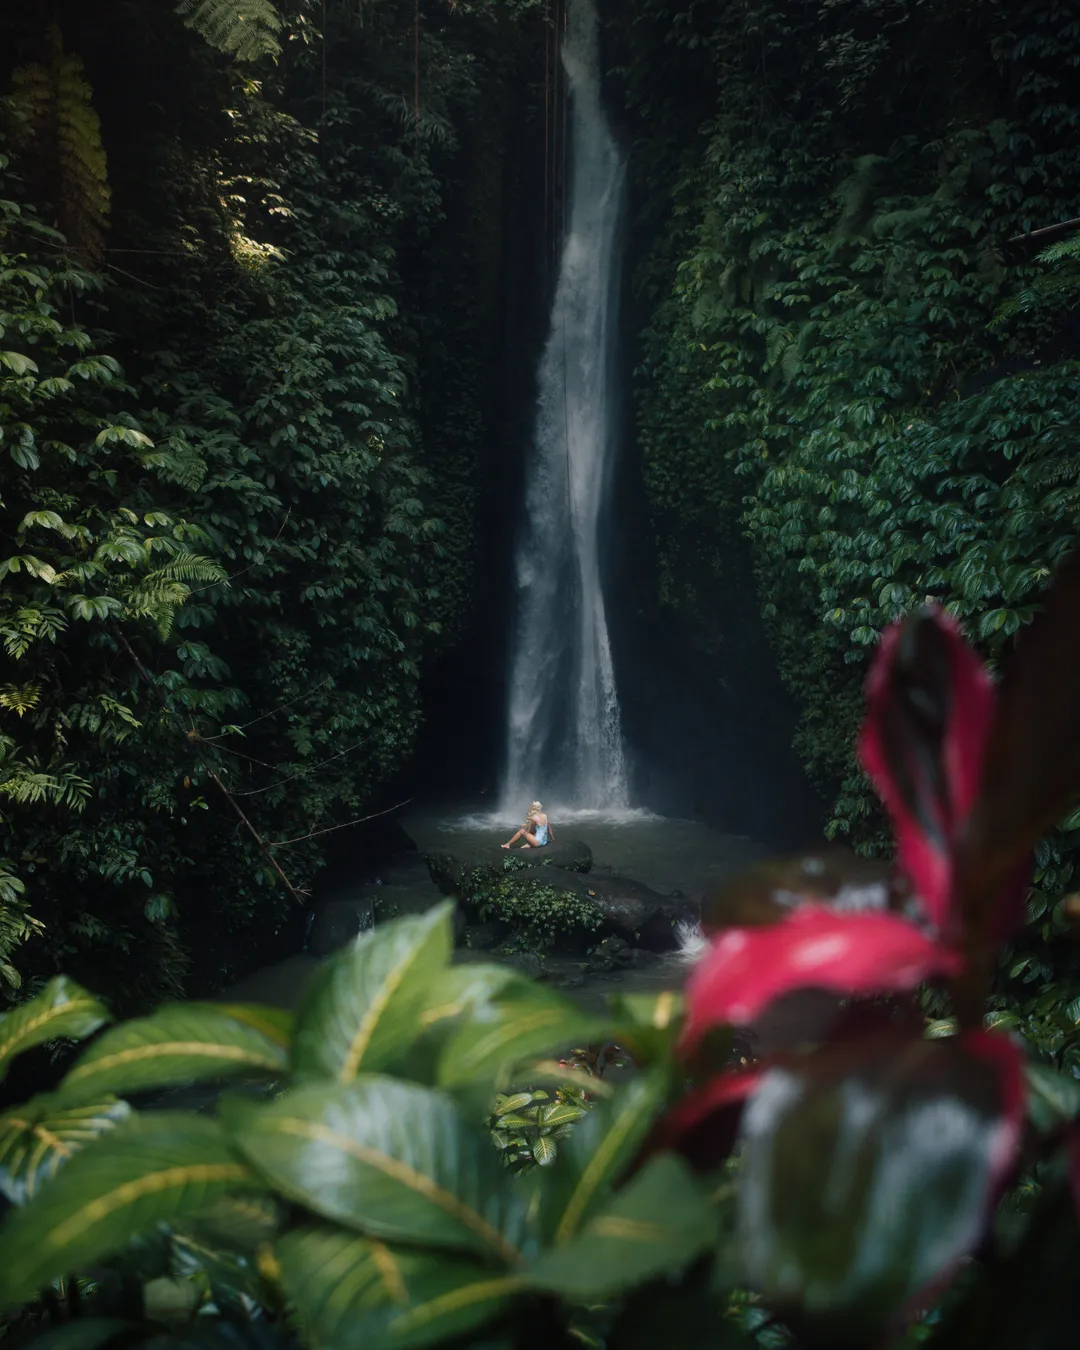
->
[[424, 845, 696, 954], [424, 839, 591, 896]]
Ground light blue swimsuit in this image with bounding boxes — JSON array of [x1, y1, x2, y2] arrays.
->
[[534, 821, 549, 845]]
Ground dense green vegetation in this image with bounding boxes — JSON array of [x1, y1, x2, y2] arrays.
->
[[0, 0, 540, 1004], [614, 0, 1080, 1009]]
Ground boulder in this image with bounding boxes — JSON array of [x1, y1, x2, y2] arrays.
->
[[498, 950, 545, 980], [425, 838, 593, 896], [425, 843, 696, 954], [307, 897, 375, 956]]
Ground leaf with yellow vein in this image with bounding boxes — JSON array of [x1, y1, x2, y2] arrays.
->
[[0, 977, 110, 1083], [438, 983, 608, 1088], [227, 1078, 532, 1263], [56, 1004, 289, 1104], [528, 1154, 714, 1299], [0, 1091, 130, 1205], [292, 904, 453, 1084], [278, 1223, 521, 1350], [0, 1112, 263, 1310]]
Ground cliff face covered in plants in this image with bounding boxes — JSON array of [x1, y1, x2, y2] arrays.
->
[[615, 0, 1080, 865], [0, 0, 543, 1004]]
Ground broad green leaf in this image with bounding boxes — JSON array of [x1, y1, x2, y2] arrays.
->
[[531, 1135, 557, 1167], [0, 977, 110, 1083], [737, 1030, 1020, 1342], [293, 904, 453, 1083], [0, 351, 38, 376], [176, 1192, 280, 1250], [1024, 1062, 1080, 1133], [57, 1004, 288, 1103], [228, 1078, 531, 1264], [528, 1154, 714, 1299], [609, 990, 684, 1032], [438, 983, 608, 1088], [542, 1071, 671, 1245], [0, 1113, 262, 1310], [538, 1101, 588, 1128], [213, 1003, 294, 1048], [278, 1223, 523, 1350], [0, 1091, 130, 1204], [417, 963, 523, 1032]]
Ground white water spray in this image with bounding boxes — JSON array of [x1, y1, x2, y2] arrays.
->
[[501, 0, 628, 815]]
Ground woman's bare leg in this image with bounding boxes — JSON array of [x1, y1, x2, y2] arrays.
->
[[518, 831, 541, 848], [502, 829, 525, 849]]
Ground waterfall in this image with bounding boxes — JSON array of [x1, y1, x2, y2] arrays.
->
[[501, 0, 628, 816]]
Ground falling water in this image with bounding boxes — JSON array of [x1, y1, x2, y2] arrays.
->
[[501, 0, 628, 815]]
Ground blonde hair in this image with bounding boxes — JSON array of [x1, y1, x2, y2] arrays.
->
[[529, 800, 542, 813]]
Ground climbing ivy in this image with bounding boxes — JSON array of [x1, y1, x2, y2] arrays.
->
[[0, 0, 542, 1003], [615, 0, 1080, 997]]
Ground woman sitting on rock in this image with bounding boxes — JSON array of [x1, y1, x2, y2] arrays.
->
[[502, 801, 554, 849]]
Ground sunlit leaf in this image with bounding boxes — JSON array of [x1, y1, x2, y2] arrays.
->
[[0, 977, 111, 1083]]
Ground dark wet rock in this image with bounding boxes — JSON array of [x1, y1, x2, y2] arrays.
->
[[307, 897, 374, 956], [499, 950, 545, 980], [425, 839, 593, 895], [462, 921, 501, 951], [426, 843, 697, 955], [585, 935, 633, 972]]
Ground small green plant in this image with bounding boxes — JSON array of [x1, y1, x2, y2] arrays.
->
[[489, 1085, 591, 1171], [477, 878, 603, 950]]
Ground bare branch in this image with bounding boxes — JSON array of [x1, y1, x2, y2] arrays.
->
[[269, 799, 412, 849]]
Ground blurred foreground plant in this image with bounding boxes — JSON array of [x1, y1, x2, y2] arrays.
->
[[0, 559, 1080, 1348]]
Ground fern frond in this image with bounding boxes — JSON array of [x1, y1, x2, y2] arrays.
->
[[9, 26, 111, 261], [176, 0, 282, 62], [1036, 234, 1080, 266]]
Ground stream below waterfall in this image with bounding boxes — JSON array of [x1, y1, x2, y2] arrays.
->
[[223, 807, 773, 1017]]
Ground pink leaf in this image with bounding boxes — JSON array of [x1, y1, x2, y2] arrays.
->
[[859, 607, 994, 934], [681, 905, 962, 1050], [645, 1066, 762, 1173]]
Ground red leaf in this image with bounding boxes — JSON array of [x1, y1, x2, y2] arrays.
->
[[859, 607, 994, 934], [647, 1066, 762, 1173], [681, 905, 962, 1049], [957, 551, 1080, 937]]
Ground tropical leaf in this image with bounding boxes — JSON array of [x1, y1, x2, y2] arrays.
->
[[736, 1029, 1024, 1343], [0, 1091, 130, 1205], [438, 983, 608, 1089], [681, 905, 960, 1048], [278, 1223, 522, 1350], [0, 976, 111, 1083], [416, 963, 523, 1032], [0, 1113, 263, 1309], [57, 1003, 288, 1103], [540, 1072, 670, 1246], [292, 904, 453, 1084], [528, 1154, 714, 1299], [226, 1078, 531, 1264]]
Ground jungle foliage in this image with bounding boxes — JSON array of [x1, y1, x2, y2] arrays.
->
[[0, 1, 541, 1004], [614, 0, 1080, 1012]]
